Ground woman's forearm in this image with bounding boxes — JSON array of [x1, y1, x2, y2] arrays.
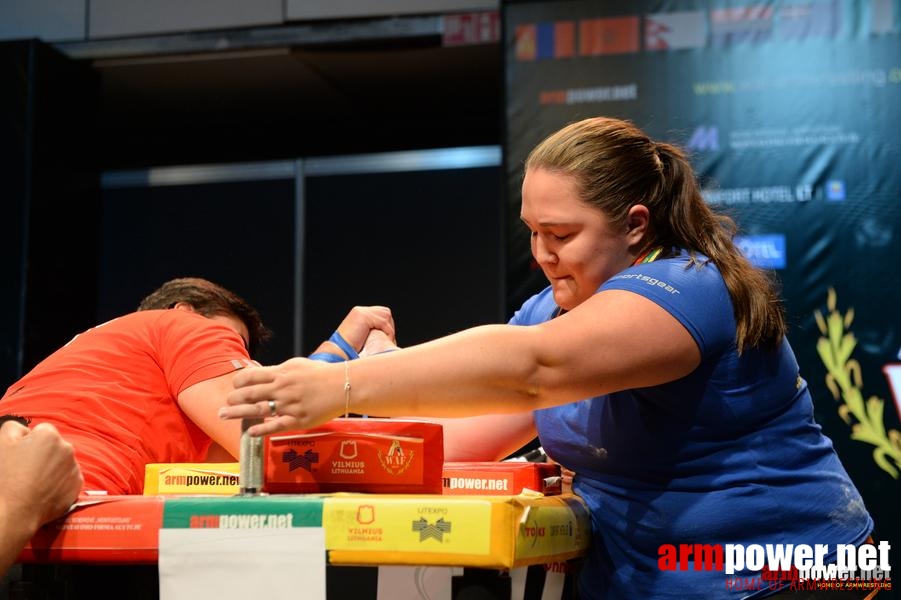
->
[[347, 324, 573, 417]]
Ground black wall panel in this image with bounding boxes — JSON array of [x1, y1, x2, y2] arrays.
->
[[303, 165, 505, 353], [0, 39, 100, 388], [98, 178, 296, 366]]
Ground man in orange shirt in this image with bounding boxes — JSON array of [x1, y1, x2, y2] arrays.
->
[[0, 277, 396, 496], [0, 277, 269, 495]]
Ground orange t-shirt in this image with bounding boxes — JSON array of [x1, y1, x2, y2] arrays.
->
[[0, 310, 253, 494]]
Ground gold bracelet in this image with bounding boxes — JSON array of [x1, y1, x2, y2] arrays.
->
[[343, 359, 351, 418]]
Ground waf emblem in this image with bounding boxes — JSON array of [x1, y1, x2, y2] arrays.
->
[[412, 517, 451, 542], [377, 439, 414, 476]]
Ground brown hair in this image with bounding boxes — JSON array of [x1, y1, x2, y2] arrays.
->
[[525, 116, 785, 353], [137, 277, 271, 356]]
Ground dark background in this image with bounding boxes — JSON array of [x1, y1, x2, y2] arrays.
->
[[1, 18, 506, 377]]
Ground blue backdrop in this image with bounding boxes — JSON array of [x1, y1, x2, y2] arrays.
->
[[504, 0, 900, 591]]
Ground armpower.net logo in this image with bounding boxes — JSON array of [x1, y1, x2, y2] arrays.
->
[[658, 541, 892, 592]]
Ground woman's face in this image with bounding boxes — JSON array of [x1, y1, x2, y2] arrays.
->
[[521, 168, 638, 311]]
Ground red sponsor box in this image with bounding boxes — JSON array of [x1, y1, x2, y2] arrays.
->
[[442, 462, 562, 496], [19, 495, 164, 563], [264, 418, 443, 494]]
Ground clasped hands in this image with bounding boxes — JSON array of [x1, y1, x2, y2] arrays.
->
[[219, 305, 398, 436]]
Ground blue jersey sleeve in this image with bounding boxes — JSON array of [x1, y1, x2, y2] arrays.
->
[[507, 286, 558, 326], [600, 255, 736, 357]]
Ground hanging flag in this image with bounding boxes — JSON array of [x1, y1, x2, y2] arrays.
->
[[645, 11, 707, 51], [515, 23, 538, 60], [776, 1, 841, 40], [710, 5, 774, 46], [579, 16, 640, 55], [870, 0, 894, 34]]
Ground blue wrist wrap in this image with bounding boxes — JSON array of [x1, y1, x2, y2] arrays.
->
[[328, 331, 359, 360], [308, 352, 345, 363]]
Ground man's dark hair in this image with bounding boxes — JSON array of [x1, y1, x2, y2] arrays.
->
[[137, 277, 271, 357], [0, 414, 31, 427]]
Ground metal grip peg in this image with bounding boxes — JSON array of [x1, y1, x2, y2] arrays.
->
[[238, 417, 264, 495]]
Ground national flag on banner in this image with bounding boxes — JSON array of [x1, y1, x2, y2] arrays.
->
[[536, 21, 576, 58], [515, 24, 537, 60], [644, 11, 706, 50], [710, 5, 774, 45], [776, 1, 841, 40], [443, 11, 500, 47], [579, 16, 640, 55], [870, 0, 894, 34]]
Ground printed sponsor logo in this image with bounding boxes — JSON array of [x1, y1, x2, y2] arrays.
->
[[163, 473, 239, 487], [610, 272, 681, 295], [826, 180, 846, 201], [188, 513, 295, 528], [443, 476, 510, 491], [521, 519, 575, 548], [522, 518, 547, 548], [729, 126, 860, 149], [539, 83, 638, 106], [339, 439, 358, 459], [412, 517, 452, 542], [282, 447, 320, 472], [62, 515, 143, 532], [735, 235, 787, 270], [377, 439, 414, 476], [693, 69, 892, 98], [687, 126, 720, 151], [703, 185, 813, 205], [356, 505, 375, 525]]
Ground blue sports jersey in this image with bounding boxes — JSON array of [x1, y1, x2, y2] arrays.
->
[[512, 250, 872, 599]]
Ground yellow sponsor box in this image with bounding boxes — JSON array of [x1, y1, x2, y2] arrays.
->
[[144, 463, 240, 495], [323, 493, 590, 569]]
